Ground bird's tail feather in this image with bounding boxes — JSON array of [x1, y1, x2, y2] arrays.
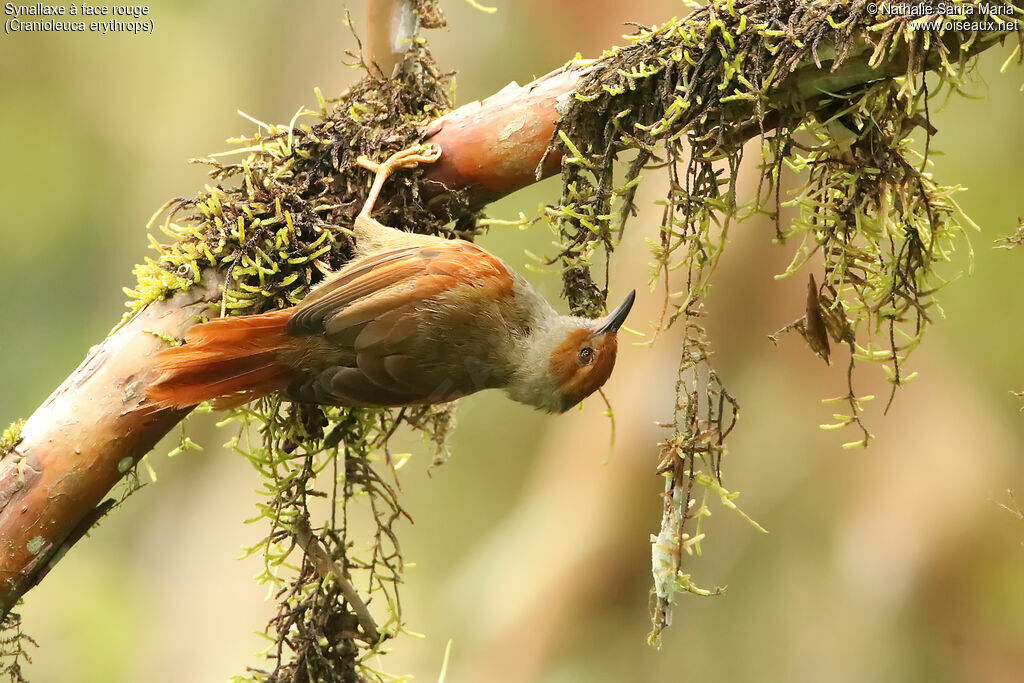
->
[[146, 309, 297, 409]]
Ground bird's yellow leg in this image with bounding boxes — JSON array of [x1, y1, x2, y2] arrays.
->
[[354, 144, 442, 231]]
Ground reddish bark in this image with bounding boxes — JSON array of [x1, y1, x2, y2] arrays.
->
[[0, 279, 218, 611], [421, 66, 587, 209]]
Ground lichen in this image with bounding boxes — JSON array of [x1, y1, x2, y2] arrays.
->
[[547, 0, 1021, 644]]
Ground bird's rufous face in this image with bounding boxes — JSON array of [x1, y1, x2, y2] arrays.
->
[[548, 329, 620, 412]]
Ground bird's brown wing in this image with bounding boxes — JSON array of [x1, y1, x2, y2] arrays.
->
[[288, 245, 421, 335], [286, 240, 514, 407]]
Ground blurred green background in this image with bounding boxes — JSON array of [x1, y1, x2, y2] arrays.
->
[[2, 2, 1023, 681]]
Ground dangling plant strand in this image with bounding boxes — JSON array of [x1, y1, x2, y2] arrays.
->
[[546, 0, 1020, 641]]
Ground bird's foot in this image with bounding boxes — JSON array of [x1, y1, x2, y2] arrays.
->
[[355, 143, 442, 222], [356, 143, 442, 177]]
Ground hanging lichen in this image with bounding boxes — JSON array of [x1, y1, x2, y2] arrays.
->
[[547, 0, 1020, 644]]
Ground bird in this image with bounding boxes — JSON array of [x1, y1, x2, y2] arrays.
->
[[146, 144, 635, 414]]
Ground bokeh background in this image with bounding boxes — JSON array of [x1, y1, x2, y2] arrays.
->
[[2, 1, 1024, 681]]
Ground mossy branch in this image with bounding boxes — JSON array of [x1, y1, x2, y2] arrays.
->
[[541, 0, 1021, 642], [0, 0, 1020, 677]]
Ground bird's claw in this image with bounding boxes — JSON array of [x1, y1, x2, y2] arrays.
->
[[354, 143, 443, 226], [356, 143, 442, 176]]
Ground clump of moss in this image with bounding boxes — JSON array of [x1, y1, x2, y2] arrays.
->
[[0, 419, 26, 459], [996, 218, 1024, 248], [122, 48, 461, 328], [547, 0, 1020, 644]]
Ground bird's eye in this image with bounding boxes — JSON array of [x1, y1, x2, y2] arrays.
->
[[578, 347, 595, 365]]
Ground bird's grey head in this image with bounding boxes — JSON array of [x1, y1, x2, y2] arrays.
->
[[505, 290, 636, 412]]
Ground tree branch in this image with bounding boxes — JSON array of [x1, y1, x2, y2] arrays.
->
[[291, 518, 380, 644], [366, 0, 419, 77], [420, 66, 586, 210], [0, 277, 220, 612], [0, 13, 1017, 617]]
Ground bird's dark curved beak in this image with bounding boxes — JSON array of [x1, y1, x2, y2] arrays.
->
[[593, 290, 636, 334]]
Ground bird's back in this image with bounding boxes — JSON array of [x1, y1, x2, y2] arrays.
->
[[280, 234, 538, 407]]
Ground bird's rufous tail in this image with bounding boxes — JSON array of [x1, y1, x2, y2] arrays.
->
[[146, 309, 297, 409]]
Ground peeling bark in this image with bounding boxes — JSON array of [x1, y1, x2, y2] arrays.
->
[[421, 66, 588, 209], [0, 278, 220, 611]]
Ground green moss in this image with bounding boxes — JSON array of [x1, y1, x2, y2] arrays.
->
[[0, 419, 25, 458], [105, 0, 1023, 665], [121, 50, 461, 330], [228, 399, 452, 683], [548, 0, 1021, 645]]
